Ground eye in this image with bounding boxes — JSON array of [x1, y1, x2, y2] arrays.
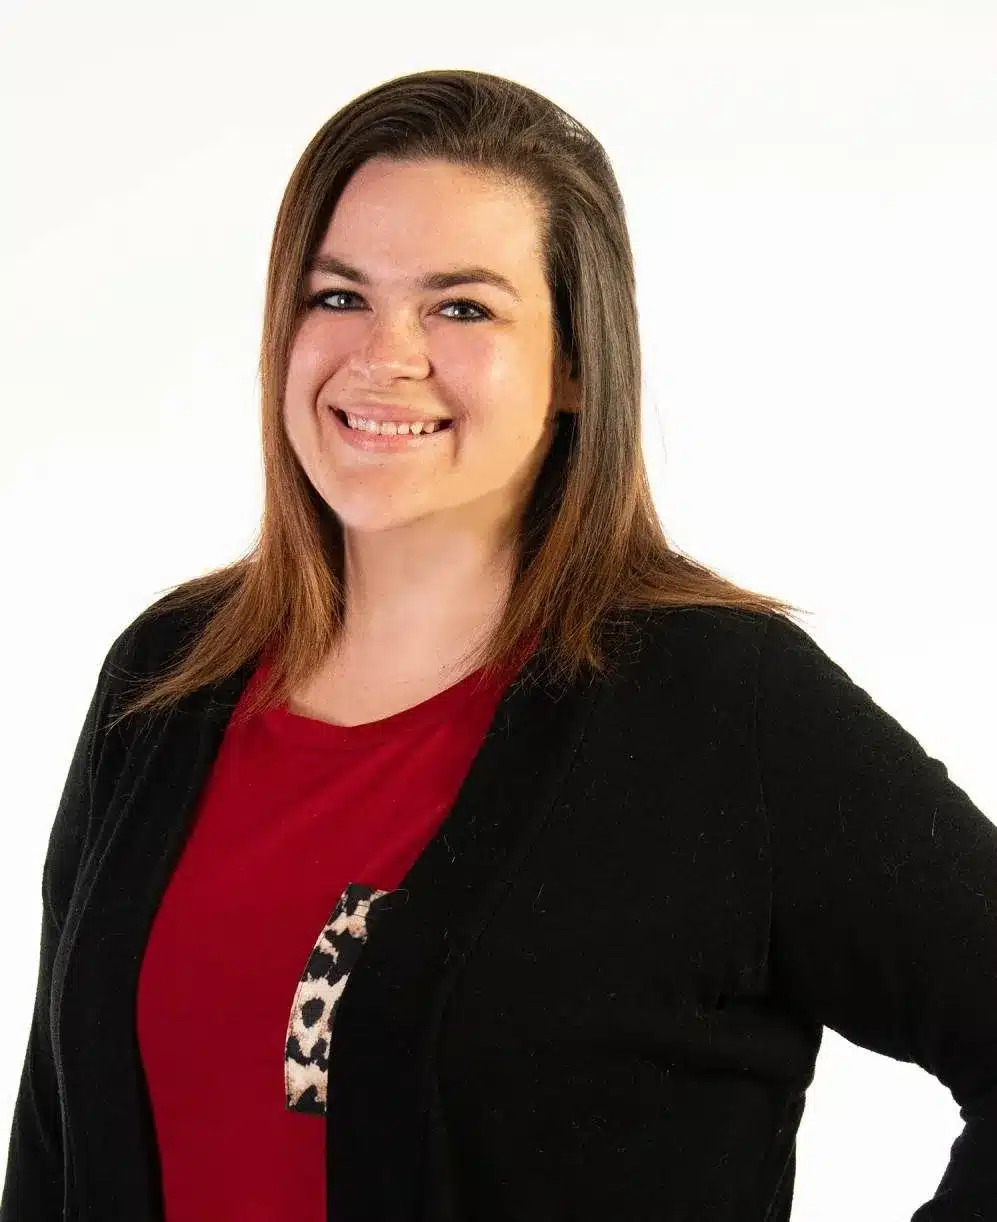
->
[[310, 289, 361, 312], [438, 299, 490, 322], [305, 289, 491, 323]]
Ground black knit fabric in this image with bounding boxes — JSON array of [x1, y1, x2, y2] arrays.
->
[[2, 601, 994, 1221]]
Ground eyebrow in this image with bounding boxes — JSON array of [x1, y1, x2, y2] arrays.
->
[[306, 254, 522, 303]]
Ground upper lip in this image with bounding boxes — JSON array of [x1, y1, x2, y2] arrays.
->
[[334, 401, 451, 423]]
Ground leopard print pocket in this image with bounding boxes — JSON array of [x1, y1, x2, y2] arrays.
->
[[284, 881, 407, 1114]]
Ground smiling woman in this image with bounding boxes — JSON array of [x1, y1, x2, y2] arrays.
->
[[85, 69, 802, 724], [6, 67, 995, 1222]]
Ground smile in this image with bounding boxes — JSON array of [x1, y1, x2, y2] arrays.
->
[[336, 409, 452, 436], [329, 407, 454, 452]]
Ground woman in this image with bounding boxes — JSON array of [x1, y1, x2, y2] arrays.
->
[[2, 69, 994, 1222]]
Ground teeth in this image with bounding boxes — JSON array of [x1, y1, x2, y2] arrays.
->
[[344, 412, 446, 436]]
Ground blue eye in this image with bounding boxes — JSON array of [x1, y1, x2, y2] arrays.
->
[[438, 299, 490, 322], [306, 289, 490, 322], [312, 289, 358, 312]]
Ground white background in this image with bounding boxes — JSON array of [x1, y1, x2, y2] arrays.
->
[[1, 1, 995, 1218]]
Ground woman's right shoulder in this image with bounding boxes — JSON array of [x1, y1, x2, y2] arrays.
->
[[40, 592, 213, 922], [104, 590, 216, 689]]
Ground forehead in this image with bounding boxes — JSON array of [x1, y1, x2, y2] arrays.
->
[[319, 157, 547, 285]]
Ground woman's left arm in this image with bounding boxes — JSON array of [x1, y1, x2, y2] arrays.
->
[[756, 613, 997, 1222]]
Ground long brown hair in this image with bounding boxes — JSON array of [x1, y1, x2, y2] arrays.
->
[[109, 68, 807, 732]]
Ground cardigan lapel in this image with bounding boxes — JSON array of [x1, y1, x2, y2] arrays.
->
[[323, 652, 602, 1221], [57, 638, 602, 1222], [57, 657, 259, 1221]]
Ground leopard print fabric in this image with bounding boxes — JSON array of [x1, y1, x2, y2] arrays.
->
[[284, 881, 406, 1114]]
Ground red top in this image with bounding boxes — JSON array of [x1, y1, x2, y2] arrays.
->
[[136, 640, 534, 1221]]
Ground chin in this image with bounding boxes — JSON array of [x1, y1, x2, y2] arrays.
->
[[330, 503, 439, 534]]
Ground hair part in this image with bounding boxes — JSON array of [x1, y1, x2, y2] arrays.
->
[[108, 68, 807, 733]]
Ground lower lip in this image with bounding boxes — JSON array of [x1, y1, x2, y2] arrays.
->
[[328, 408, 452, 452]]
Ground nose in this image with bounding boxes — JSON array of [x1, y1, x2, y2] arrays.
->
[[345, 313, 430, 384]]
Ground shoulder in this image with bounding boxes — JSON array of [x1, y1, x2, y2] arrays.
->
[[600, 606, 847, 736], [624, 605, 834, 683], [617, 604, 802, 676], [582, 606, 792, 740], [82, 591, 223, 741], [104, 589, 219, 683]]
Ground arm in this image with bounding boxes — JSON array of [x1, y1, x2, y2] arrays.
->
[[0, 629, 131, 1221], [757, 614, 997, 1222]]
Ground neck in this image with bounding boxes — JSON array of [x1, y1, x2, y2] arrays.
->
[[340, 518, 517, 667]]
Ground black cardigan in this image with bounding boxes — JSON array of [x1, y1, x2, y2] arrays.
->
[[2, 599, 996, 1221]]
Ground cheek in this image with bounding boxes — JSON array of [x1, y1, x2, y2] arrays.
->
[[287, 320, 346, 386], [433, 330, 537, 408], [283, 332, 337, 452], [432, 329, 494, 385]]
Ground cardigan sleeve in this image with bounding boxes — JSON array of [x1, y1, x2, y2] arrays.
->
[[757, 613, 997, 1222], [0, 628, 131, 1222]]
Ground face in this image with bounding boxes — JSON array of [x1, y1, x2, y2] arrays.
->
[[282, 155, 577, 550]]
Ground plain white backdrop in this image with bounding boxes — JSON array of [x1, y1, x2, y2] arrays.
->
[[1, 1, 994, 1218]]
